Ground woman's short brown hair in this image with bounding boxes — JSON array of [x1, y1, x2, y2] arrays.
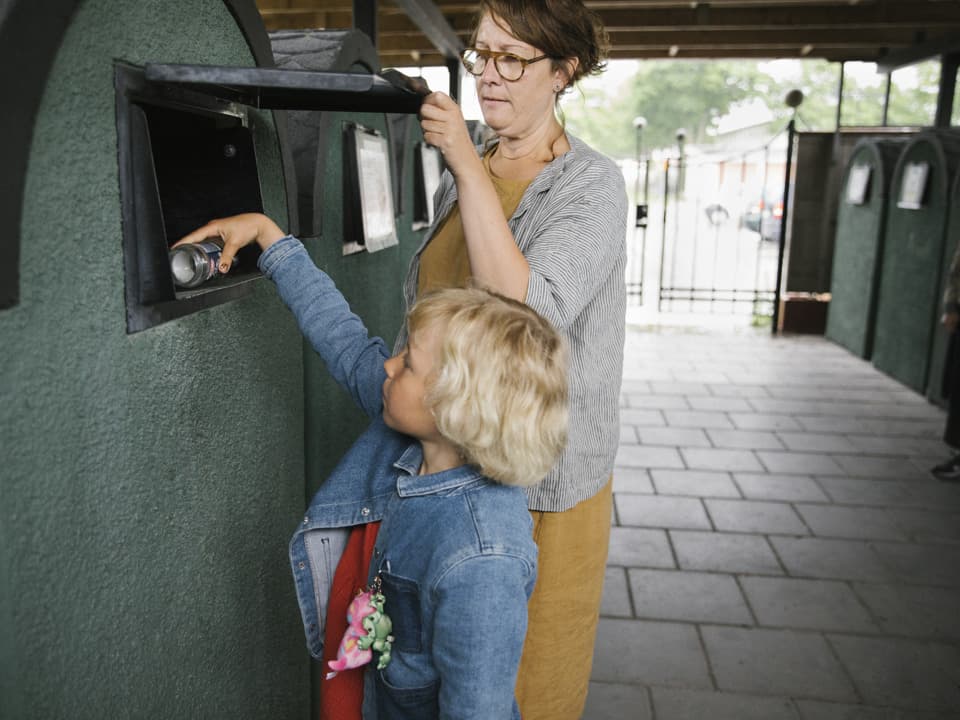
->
[[472, 0, 609, 87], [407, 287, 568, 488]]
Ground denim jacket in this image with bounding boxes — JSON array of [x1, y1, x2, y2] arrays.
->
[[259, 237, 537, 720]]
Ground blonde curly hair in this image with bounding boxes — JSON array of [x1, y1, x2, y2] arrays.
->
[[407, 287, 568, 488]]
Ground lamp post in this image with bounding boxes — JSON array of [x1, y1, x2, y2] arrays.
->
[[675, 127, 687, 197], [771, 89, 803, 335], [633, 116, 647, 229], [629, 115, 649, 303]]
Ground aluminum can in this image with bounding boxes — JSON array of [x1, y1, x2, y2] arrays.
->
[[169, 241, 235, 289]]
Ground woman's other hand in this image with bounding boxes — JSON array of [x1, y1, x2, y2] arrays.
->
[[172, 213, 285, 275], [419, 92, 478, 177]]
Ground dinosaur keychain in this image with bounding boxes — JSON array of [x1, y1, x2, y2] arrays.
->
[[326, 575, 395, 680]]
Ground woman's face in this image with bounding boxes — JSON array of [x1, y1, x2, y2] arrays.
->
[[473, 12, 564, 139]]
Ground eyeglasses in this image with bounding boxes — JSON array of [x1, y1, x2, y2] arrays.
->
[[460, 48, 551, 81]]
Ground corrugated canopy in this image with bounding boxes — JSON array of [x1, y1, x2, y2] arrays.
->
[[256, 0, 960, 71]]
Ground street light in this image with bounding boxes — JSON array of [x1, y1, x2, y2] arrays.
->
[[633, 116, 648, 228], [675, 127, 687, 195], [771, 89, 804, 336]]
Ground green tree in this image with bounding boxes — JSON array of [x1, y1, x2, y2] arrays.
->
[[562, 57, 944, 159], [760, 58, 940, 129], [564, 60, 766, 157]]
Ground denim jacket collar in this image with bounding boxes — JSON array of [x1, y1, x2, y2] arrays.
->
[[393, 443, 487, 497]]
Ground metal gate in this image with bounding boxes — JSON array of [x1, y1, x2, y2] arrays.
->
[[624, 124, 793, 320]]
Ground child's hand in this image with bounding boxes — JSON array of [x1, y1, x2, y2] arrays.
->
[[172, 213, 286, 275]]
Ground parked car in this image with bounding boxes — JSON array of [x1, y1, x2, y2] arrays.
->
[[742, 194, 783, 243]]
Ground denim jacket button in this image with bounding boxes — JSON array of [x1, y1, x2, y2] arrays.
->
[[361, 507, 370, 516], [298, 561, 305, 570], [302, 516, 309, 525]]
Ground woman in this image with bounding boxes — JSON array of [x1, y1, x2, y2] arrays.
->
[[399, 1, 627, 717]]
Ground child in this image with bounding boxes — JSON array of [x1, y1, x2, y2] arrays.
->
[[174, 213, 568, 719]]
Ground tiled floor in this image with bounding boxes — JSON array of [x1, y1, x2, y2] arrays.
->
[[584, 322, 960, 720]]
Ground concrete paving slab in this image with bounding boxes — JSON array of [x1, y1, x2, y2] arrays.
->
[[870, 541, 960, 587], [619, 424, 638, 444], [707, 429, 785, 450], [769, 537, 891, 582], [728, 412, 803, 431], [733, 473, 830, 502], [620, 407, 667, 427], [671, 530, 784, 575], [827, 635, 960, 711], [758, 451, 846, 475], [794, 505, 907, 541], [682, 447, 765, 472], [637, 426, 711, 447], [616, 494, 712, 530], [884, 507, 960, 544], [663, 409, 735, 429], [851, 582, 960, 640], [615, 444, 685, 469], [794, 699, 949, 719], [702, 626, 858, 701], [687, 395, 754, 412], [843, 435, 948, 457], [651, 469, 742, 498], [651, 687, 801, 720], [815, 476, 960, 511], [582, 682, 653, 720], [706, 383, 772, 398], [607, 526, 676, 568], [650, 381, 712, 395], [740, 576, 879, 633], [706, 498, 809, 535], [777, 432, 859, 453], [628, 568, 753, 625], [591, 618, 712, 687], [829, 455, 928, 481], [612, 467, 654, 494], [626, 393, 692, 410], [600, 566, 633, 618]]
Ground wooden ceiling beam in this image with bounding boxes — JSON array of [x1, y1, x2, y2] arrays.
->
[[590, 4, 960, 32], [261, 8, 960, 35]]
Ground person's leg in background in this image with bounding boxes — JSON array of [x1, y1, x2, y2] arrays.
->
[[933, 332, 960, 481], [515, 480, 613, 720]]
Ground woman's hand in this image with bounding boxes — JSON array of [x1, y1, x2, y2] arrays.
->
[[172, 213, 285, 274], [419, 92, 479, 177]]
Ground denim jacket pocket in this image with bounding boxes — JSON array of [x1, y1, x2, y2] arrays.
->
[[380, 572, 422, 653], [375, 670, 439, 720]]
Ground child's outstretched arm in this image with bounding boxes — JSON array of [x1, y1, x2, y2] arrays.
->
[[174, 213, 387, 417]]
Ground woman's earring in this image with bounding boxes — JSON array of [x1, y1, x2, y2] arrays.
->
[[554, 82, 562, 92]]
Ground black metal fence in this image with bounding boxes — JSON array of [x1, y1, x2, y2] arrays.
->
[[625, 124, 793, 320]]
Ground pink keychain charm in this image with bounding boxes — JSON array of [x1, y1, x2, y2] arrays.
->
[[326, 576, 394, 680]]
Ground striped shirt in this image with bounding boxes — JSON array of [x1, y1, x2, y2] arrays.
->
[[397, 134, 628, 512]]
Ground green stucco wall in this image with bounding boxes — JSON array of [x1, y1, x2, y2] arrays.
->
[[1, 3, 432, 716], [0, 1, 309, 717], [300, 111, 428, 494], [825, 141, 899, 359], [872, 137, 956, 393]]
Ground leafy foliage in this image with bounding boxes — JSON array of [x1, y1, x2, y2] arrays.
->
[[562, 58, 943, 159]]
